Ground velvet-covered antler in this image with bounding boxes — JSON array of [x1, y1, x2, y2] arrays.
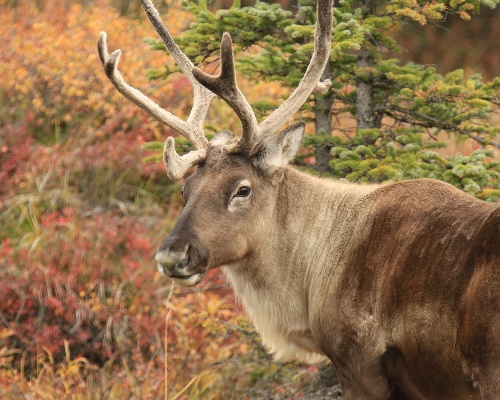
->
[[98, 0, 215, 179], [99, 0, 333, 173]]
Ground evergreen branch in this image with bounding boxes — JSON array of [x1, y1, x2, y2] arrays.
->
[[383, 105, 500, 149]]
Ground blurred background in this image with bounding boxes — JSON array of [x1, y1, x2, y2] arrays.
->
[[0, 0, 499, 399]]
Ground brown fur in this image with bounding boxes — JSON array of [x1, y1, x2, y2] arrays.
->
[[156, 146, 500, 400], [316, 179, 499, 399]]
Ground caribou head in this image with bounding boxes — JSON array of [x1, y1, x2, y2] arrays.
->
[[98, 0, 333, 287]]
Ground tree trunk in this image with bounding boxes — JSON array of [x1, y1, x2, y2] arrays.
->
[[355, 0, 377, 142], [314, 60, 334, 173], [356, 46, 375, 131]]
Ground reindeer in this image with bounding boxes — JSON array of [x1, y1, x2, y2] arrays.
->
[[98, 0, 500, 398]]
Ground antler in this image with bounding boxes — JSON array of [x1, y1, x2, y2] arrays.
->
[[97, 0, 215, 179], [99, 0, 333, 175], [192, 33, 259, 149], [192, 0, 333, 154]]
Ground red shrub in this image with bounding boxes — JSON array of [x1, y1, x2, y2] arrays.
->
[[0, 210, 167, 370], [0, 120, 37, 202]]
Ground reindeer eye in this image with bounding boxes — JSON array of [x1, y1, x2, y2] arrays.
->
[[235, 186, 251, 197]]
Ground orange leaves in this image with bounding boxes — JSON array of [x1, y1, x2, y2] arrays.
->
[[0, 0, 192, 141], [0, 2, 324, 398]]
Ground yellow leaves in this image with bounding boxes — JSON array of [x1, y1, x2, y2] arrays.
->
[[389, 0, 447, 25], [32, 97, 43, 110], [396, 7, 428, 25], [1, 0, 292, 144], [458, 10, 472, 20], [0, 0, 193, 138]]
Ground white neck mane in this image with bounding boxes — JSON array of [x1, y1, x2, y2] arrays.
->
[[223, 168, 378, 363]]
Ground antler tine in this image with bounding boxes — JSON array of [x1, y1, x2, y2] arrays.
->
[[257, 0, 333, 140], [97, 32, 201, 147], [97, 32, 208, 151], [98, 32, 208, 179], [192, 33, 259, 152], [163, 137, 207, 180]]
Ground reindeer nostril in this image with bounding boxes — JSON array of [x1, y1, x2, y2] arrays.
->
[[155, 240, 197, 275], [175, 261, 185, 270]]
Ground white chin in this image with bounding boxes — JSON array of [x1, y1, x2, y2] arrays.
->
[[170, 274, 203, 287]]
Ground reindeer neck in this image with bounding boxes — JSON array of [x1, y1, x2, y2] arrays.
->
[[276, 167, 377, 276], [222, 167, 378, 362]]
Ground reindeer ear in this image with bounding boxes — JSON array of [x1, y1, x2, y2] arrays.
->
[[256, 121, 305, 174]]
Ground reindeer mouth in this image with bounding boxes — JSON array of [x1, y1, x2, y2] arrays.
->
[[169, 272, 205, 287], [155, 249, 207, 287]]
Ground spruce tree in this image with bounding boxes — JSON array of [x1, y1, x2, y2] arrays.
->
[[147, 0, 500, 202]]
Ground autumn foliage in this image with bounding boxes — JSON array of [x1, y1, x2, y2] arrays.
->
[[0, 1, 316, 398], [1, 1, 193, 140]]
